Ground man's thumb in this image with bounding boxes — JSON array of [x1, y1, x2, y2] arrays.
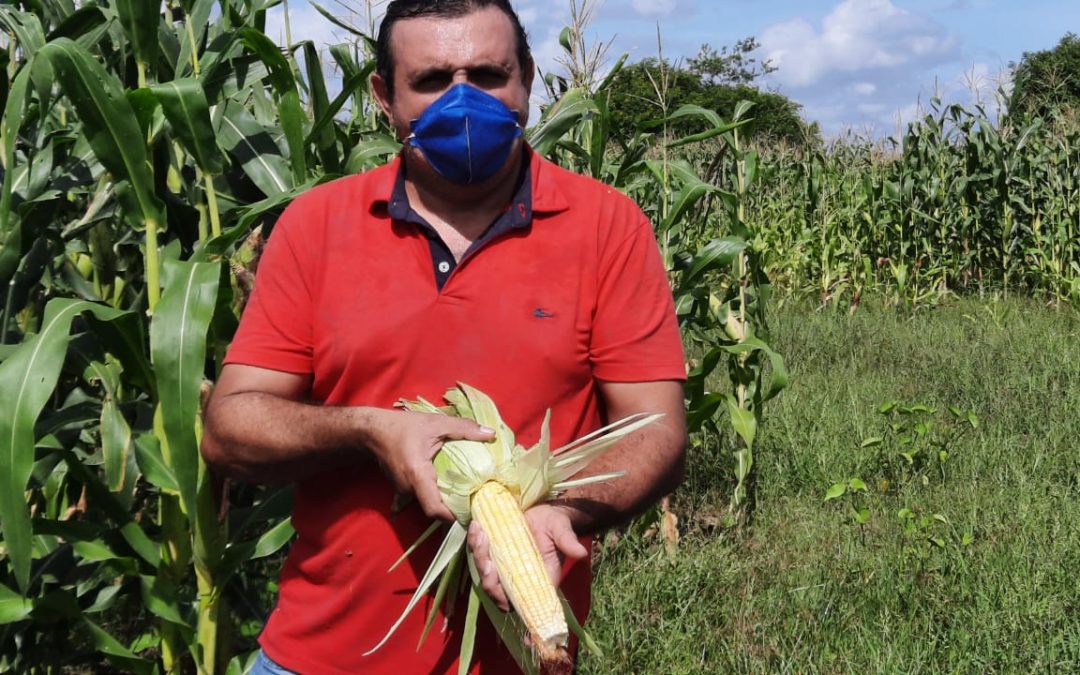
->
[[556, 527, 589, 560]]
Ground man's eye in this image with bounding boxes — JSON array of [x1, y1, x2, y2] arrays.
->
[[471, 71, 508, 88], [415, 74, 451, 91]]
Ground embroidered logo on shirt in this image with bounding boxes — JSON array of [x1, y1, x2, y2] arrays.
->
[[533, 308, 555, 319]]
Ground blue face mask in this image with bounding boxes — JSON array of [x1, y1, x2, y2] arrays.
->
[[407, 84, 523, 185]]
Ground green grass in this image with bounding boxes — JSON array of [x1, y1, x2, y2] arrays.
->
[[580, 296, 1080, 674]]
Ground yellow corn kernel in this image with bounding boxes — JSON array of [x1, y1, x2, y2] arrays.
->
[[471, 480, 568, 662]]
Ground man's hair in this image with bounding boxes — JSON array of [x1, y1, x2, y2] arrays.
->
[[376, 0, 533, 98]]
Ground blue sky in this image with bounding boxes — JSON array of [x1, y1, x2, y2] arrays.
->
[[270, 0, 1080, 137]]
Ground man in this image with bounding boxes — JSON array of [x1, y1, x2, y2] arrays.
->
[[200, 1, 687, 672]]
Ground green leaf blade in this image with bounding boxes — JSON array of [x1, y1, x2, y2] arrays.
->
[[0, 299, 130, 590], [151, 78, 225, 175], [150, 259, 221, 525]]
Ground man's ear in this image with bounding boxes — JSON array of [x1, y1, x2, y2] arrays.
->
[[523, 57, 536, 95], [370, 72, 393, 123]]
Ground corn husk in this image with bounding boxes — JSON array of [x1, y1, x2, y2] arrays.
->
[[364, 383, 662, 674]]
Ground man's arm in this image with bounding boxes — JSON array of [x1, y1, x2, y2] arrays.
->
[[470, 380, 686, 608], [548, 379, 687, 533], [200, 363, 495, 520]]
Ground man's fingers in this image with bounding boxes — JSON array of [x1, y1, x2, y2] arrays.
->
[[481, 560, 509, 611], [412, 466, 453, 521], [553, 526, 588, 560], [440, 417, 495, 443], [468, 522, 510, 611]]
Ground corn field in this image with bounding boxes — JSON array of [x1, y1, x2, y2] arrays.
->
[[748, 101, 1080, 306], [0, 0, 778, 671], [0, 0, 1076, 672]]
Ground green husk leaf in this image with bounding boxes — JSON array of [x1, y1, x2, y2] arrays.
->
[[364, 522, 468, 655], [385, 384, 660, 668], [466, 553, 538, 675], [560, 591, 603, 657], [551, 470, 626, 493], [551, 413, 664, 480], [389, 520, 444, 572], [451, 382, 515, 464], [419, 544, 464, 648], [457, 583, 482, 675]]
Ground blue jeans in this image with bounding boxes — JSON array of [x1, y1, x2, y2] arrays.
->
[[248, 649, 297, 675]]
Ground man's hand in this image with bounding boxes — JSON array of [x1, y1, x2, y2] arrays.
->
[[363, 408, 495, 522], [201, 364, 497, 499], [467, 502, 588, 611]]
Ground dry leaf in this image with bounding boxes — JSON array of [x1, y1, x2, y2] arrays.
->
[[661, 509, 679, 558]]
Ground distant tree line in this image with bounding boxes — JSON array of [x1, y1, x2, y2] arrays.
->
[[1009, 32, 1080, 120], [602, 38, 819, 146]]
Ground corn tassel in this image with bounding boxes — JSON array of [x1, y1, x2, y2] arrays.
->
[[471, 481, 568, 664]]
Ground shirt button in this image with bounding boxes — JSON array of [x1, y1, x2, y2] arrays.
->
[[438, 261, 451, 274]]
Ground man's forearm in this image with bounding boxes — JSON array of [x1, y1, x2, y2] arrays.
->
[[201, 391, 377, 484], [548, 420, 686, 535]]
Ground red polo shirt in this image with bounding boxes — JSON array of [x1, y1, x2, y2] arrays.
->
[[225, 148, 686, 674]]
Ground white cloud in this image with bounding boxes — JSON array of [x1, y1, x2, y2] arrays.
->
[[631, 0, 678, 17], [266, 2, 367, 48], [852, 82, 877, 95], [760, 0, 958, 88]]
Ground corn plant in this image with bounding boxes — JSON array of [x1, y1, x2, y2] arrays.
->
[[0, 3, 792, 672], [744, 98, 1080, 307], [0, 0, 395, 671], [540, 24, 789, 522]]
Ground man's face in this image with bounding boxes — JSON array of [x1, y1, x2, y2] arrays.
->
[[373, 6, 533, 144]]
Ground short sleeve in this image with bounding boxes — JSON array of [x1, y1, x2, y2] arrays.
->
[[224, 199, 319, 374], [590, 207, 686, 382]]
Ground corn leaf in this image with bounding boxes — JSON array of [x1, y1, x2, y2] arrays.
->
[[681, 236, 748, 287], [114, 0, 159, 72], [665, 104, 749, 149], [0, 299, 131, 591], [150, 259, 220, 526], [306, 69, 372, 147], [250, 517, 296, 559], [151, 78, 225, 175], [238, 28, 307, 182], [175, 0, 214, 78], [218, 100, 292, 197], [39, 39, 164, 231], [101, 393, 134, 493], [139, 574, 190, 627], [0, 582, 33, 624], [82, 617, 156, 675], [528, 87, 598, 158], [727, 395, 756, 448], [0, 7, 46, 55], [133, 433, 179, 493], [301, 40, 340, 174], [1, 66, 33, 282]]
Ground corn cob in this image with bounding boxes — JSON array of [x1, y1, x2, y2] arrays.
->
[[368, 384, 662, 675], [471, 480, 568, 663]]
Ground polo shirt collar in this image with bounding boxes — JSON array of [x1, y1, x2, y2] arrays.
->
[[368, 144, 570, 217], [387, 149, 534, 236]]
